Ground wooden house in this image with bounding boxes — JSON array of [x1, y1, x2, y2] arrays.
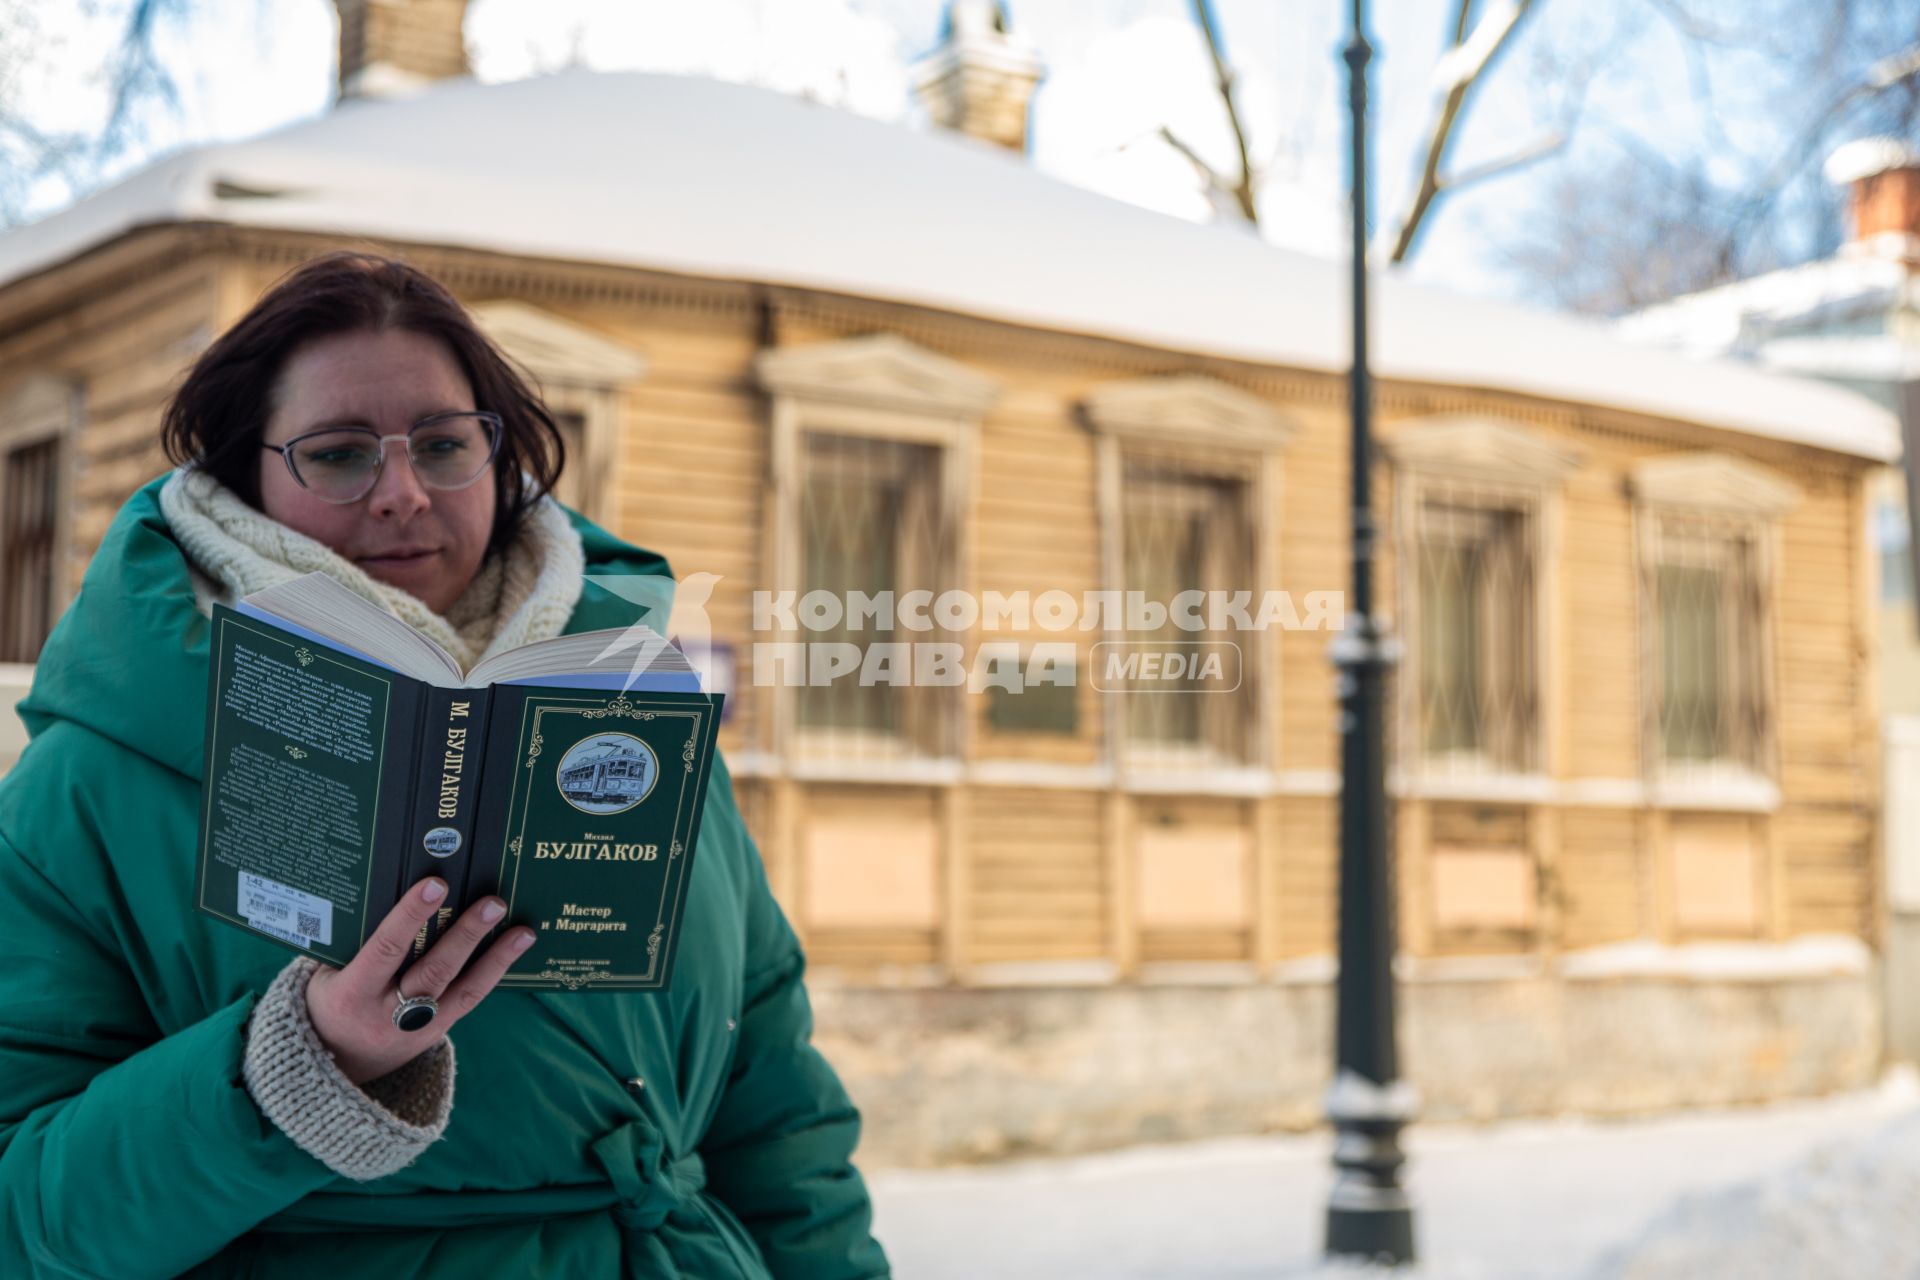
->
[[0, 1, 1898, 1163]]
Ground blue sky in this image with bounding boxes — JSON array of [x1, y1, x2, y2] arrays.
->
[[8, 0, 1832, 305]]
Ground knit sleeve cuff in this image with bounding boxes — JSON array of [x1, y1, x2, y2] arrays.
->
[[242, 956, 456, 1182]]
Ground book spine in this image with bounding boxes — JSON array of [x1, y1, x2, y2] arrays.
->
[[398, 686, 491, 962], [362, 674, 430, 948], [461, 686, 521, 917], [461, 690, 521, 955]]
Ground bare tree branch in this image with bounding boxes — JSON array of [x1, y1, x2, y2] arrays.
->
[[1440, 129, 1568, 193], [1158, 124, 1232, 195], [1386, 0, 1540, 264], [0, 0, 191, 227], [1655, 0, 1739, 161], [1640, 0, 1746, 47], [1185, 0, 1259, 224], [1704, 38, 1920, 278]]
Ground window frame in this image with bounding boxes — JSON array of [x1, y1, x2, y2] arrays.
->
[[467, 301, 647, 526], [1385, 416, 1582, 792], [1404, 482, 1544, 776], [1113, 446, 1262, 768], [0, 375, 79, 666], [541, 386, 619, 523], [755, 335, 997, 768], [1631, 451, 1798, 804], [791, 428, 950, 753], [1081, 375, 1298, 778]]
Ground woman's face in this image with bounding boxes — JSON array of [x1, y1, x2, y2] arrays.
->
[[259, 327, 496, 615]]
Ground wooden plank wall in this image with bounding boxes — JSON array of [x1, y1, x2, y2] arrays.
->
[[967, 787, 1107, 962], [1277, 402, 1358, 777], [2, 235, 1884, 979], [1559, 808, 1646, 948], [0, 248, 223, 596], [1776, 471, 1875, 937], [1560, 433, 1644, 780]]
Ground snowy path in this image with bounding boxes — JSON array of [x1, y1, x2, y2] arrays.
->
[[866, 1073, 1919, 1280]]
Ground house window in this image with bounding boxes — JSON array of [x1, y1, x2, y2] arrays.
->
[[1630, 451, 1796, 793], [0, 376, 75, 665], [1385, 416, 1580, 787], [1413, 494, 1535, 770], [1649, 516, 1766, 771], [795, 431, 949, 748], [549, 407, 591, 513], [1081, 376, 1296, 776], [1119, 459, 1253, 762], [467, 301, 648, 526], [754, 334, 998, 767], [1, 436, 58, 663], [983, 646, 1078, 735]]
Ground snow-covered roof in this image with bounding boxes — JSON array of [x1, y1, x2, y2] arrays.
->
[[0, 70, 1899, 461], [1616, 249, 1918, 362]]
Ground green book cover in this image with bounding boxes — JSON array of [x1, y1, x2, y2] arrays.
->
[[194, 575, 723, 992]]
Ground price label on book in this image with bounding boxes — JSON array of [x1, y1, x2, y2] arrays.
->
[[238, 871, 335, 947]]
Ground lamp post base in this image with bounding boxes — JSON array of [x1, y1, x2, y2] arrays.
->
[[1326, 1202, 1416, 1266], [1324, 1070, 1418, 1266]]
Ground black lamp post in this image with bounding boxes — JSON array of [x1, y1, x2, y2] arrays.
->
[[1324, 0, 1417, 1265]]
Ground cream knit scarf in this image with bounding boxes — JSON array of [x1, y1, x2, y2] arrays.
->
[[160, 467, 585, 675]]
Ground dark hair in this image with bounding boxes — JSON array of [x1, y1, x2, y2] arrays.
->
[[161, 251, 565, 558]]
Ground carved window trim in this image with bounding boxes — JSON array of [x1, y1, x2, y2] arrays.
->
[[1630, 451, 1798, 800], [1081, 375, 1299, 774], [469, 301, 647, 525], [1385, 415, 1583, 788], [0, 374, 80, 664], [754, 335, 998, 766]]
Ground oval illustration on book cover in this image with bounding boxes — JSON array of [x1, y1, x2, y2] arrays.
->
[[555, 732, 659, 815]]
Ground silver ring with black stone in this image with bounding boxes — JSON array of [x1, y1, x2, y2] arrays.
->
[[392, 989, 439, 1033]]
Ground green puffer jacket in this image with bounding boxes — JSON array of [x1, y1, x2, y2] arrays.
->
[[0, 474, 890, 1279]]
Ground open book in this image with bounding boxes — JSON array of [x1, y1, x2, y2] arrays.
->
[[195, 572, 725, 992]]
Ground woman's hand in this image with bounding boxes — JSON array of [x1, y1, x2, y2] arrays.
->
[[306, 877, 536, 1086]]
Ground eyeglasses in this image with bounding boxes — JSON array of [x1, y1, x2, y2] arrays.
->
[[262, 410, 504, 505]]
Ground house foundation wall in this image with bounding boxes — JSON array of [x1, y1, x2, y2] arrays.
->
[[813, 968, 1881, 1167]]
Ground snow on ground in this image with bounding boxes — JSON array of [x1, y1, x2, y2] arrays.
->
[[866, 1070, 1920, 1280], [1585, 1102, 1920, 1280]]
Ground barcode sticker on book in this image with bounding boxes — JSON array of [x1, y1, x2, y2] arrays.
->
[[238, 871, 334, 947]]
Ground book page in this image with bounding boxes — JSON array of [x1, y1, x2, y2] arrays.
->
[[240, 574, 463, 685], [465, 624, 695, 688]]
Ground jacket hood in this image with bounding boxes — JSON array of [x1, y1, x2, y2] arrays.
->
[[17, 473, 676, 780]]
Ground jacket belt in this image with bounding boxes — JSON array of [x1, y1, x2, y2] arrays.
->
[[589, 1118, 706, 1233], [255, 1122, 705, 1236]]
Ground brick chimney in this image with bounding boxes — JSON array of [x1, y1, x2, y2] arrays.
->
[[912, 0, 1044, 153], [1825, 137, 1920, 255], [332, 0, 472, 102]]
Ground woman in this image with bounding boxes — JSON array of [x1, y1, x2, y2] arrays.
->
[[0, 252, 891, 1278]]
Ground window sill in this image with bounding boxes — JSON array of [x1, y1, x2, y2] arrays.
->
[[1119, 765, 1272, 796], [726, 754, 1790, 813], [1650, 768, 1780, 813], [1390, 770, 1555, 805]]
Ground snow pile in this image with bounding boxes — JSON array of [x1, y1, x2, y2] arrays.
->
[[1557, 934, 1873, 982], [1583, 1105, 1920, 1280]]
